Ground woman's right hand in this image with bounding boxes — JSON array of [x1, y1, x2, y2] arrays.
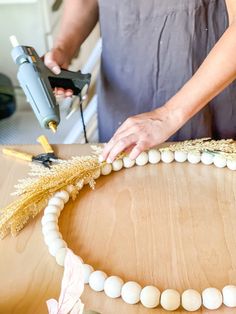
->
[[44, 0, 99, 99], [44, 46, 71, 74], [44, 47, 74, 98]]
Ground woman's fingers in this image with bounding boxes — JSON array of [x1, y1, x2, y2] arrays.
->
[[53, 87, 73, 105], [124, 144, 135, 155], [54, 88, 73, 97], [101, 107, 177, 163], [44, 51, 61, 75], [45, 48, 73, 100], [102, 125, 138, 161], [102, 119, 146, 162], [102, 119, 150, 162], [54, 87, 65, 96], [105, 134, 138, 163], [103, 134, 150, 163], [44, 47, 70, 74], [129, 141, 149, 160], [65, 89, 73, 97]]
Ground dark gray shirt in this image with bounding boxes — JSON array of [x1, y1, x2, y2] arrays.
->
[[97, 0, 236, 142]]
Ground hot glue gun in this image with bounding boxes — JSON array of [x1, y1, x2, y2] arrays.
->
[[10, 36, 91, 133]]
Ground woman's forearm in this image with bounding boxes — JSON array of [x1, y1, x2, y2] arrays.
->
[[163, 20, 236, 131], [54, 0, 99, 59]]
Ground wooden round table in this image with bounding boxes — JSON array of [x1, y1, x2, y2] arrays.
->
[[0, 144, 236, 314]]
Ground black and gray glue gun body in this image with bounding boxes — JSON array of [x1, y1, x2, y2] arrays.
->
[[11, 45, 91, 132]]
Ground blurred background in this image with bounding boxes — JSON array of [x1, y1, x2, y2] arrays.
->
[[0, 0, 100, 144]]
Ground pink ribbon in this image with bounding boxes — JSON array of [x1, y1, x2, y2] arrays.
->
[[47, 249, 85, 314]]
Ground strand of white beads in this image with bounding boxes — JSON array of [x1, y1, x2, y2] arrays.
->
[[41, 148, 236, 311]]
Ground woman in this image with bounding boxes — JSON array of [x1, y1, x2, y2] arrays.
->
[[45, 0, 236, 162]]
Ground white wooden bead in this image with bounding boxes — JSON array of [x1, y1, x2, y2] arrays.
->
[[148, 149, 161, 164], [44, 230, 62, 246], [48, 197, 64, 210], [89, 270, 108, 292], [174, 151, 187, 163], [123, 156, 135, 168], [222, 285, 236, 307], [213, 155, 227, 168], [201, 152, 214, 165], [136, 152, 149, 166], [227, 160, 236, 171], [101, 164, 112, 176], [202, 287, 223, 310], [182, 289, 202, 311], [55, 247, 67, 266], [42, 222, 59, 235], [48, 238, 67, 257], [187, 151, 201, 164], [161, 151, 174, 163], [77, 256, 84, 264], [112, 159, 123, 171], [93, 169, 101, 179], [121, 281, 142, 304], [104, 276, 124, 299], [140, 285, 160, 308], [41, 214, 58, 226], [54, 191, 70, 203], [44, 205, 61, 217], [160, 289, 180, 311], [83, 264, 94, 284]]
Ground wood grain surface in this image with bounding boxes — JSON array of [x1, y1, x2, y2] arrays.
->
[[0, 144, 236, 314]]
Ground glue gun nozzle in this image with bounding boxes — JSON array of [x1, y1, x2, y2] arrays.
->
[[48, 121, 57, 133]]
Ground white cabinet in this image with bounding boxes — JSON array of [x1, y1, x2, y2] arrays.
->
[[0, 0, 63, 85]]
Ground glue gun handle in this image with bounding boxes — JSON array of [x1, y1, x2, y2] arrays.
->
[[48, 68, 91, 96]]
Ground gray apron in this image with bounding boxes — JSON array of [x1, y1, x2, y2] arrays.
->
[[97, 0, 236, 142]]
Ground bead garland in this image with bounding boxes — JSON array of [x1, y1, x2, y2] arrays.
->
[[41, 148, 236, 311]]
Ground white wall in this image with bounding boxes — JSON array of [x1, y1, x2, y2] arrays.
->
[[0, 0, 62, 85]]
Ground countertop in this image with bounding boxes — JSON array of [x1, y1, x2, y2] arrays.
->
[[0, 144, 236, 314]]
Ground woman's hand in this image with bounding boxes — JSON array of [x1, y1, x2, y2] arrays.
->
[[103, 15, 236, 163], [44, 47, 73, 98], [44, 46, 71, 75], [44, 0, 99, 99], [102, 106, 178, 163]]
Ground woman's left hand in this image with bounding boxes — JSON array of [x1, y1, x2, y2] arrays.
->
[[101, 106, 178, 163]]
